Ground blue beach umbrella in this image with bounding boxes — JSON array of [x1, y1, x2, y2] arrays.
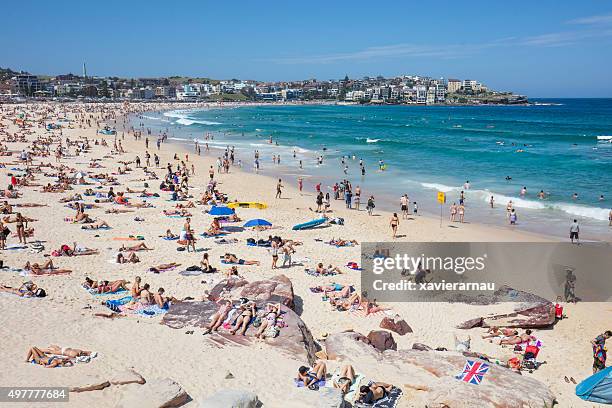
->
[[243, 219, 272, 228], [208, 206, 235, 216]]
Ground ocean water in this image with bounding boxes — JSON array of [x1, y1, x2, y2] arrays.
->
[[137, 99, 612, 240]]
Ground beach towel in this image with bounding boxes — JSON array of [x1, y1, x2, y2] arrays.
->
[[329, 372, 365, 403], [4, 244, 27, 250], [200, 232, 228, 238], [354, 387, 403, 408], [294, 378, 326, 388], [456, 360, 490, 385], [104, 296, 168, 317], [179, 269, 204, 276], [83, 285, 128, 296], [162, 236, 179, 241], [348, 307, 389, 318]]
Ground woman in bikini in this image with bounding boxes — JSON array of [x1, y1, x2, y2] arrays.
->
[[0, 281, 42, 297], [255, 303, 281, 339], [224, 253, 260, 266], [15, 212, 27, 244], [359, 382, 394, 404], [230, 302, 256, 335], [297, 361, 327, 389], [38, 345, 94, 359], [24, 260, 71, 275], [119, 242, 151, 252], [26, 347, 73, 368], [200, 253, 215, 273], [333, 364, 357, 395], [390, 212, 399, 239], [97, 280, 129, 294]]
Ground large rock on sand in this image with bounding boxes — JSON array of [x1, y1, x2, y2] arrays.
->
[[199, 389, 259, 408], [380, 316, 412, 335], [208, 275, 295, 309], [367, 330, 397, 352], [288, 387, 346, 408], [116, 378, 190, 408], [110, 369, 146, 385], [162, 300, 317, 365], [325, 331, 555, 408], [458, 287, 555, 329]]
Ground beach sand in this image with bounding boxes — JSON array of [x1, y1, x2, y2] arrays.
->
[[0, 102, 609, 407]]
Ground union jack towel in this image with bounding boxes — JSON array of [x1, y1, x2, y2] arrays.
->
[[456, 360, 490, 385]]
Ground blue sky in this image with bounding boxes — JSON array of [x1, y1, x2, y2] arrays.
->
[[2, 1, 612, 97]]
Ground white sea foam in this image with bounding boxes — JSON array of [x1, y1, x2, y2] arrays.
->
[[420, 182, 457, 193], [366, 138, 380, 143], [479, 191, 609, 220]]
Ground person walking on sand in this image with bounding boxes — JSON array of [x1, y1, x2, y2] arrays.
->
[[570, 219, 580, 244], [276, 179, 283, 199], [390, 213, 399, 238], [367, 196, 375, 216], [450, 202, 457, 222], [298, 177, 303, 192]]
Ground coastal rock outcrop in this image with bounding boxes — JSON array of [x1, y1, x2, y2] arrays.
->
[[457, 287, 555, 329], [287, 387, 346, 408], [69, 376, 110, 393], [163, 284, 316, 365], [116, 378, 191, 408], [325, 331, 555, 407], [208, 274, 295, 309], [199, 389, 260, 408]]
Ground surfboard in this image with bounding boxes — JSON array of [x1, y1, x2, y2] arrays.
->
[[292, 218, 327, 231], [227, 202, 268, 209]]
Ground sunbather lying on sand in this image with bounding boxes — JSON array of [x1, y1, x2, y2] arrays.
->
[[358, 382, 394, 404], [148, 262, 181, 273], [163, 209, 191, 217], [499, 329, 536, 345], [38, 345, 95, 359], [297, 361, 327, 389], [175, 201, 196, 209], [81, 220, 110, 230], [24, 260, 71, 275], [26, 347, 73, 368], [119, 242, 152, 252], [0, 281, 45, 297], [105, 208, 134, 214], [255, 303, 281, 339], [328, 238, 358, 246], [223, 253, 260, 266], [54, 243, 98, 256], [482, 326, 518, 339], [207, 219, 223, 235], [96, 280, 129, 294]]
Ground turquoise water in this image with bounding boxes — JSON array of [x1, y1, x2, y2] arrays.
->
[[138, 99, 612, 239]]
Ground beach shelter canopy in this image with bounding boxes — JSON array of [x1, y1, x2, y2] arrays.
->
[[243, 219, 272, 228], [208, 206, 235, 216], [575, 366, 612, 404]]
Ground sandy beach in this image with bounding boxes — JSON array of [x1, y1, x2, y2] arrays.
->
[[0, 101, 609, 407]]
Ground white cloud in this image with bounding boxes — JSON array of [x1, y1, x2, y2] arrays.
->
[[568, 13, 612, 25]]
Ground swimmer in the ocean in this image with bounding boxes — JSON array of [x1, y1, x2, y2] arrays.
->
[[505, 176, 512, 181], [538, 190, 546, 199], [572, 192, 579, 200], [520, 187, 527, 196]]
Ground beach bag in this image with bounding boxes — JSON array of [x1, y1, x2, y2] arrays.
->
[[555, 303, 564, 319], [525, 345, 540, 359], [252, 316, 262, 327], [264, 326, 279, 338], [35, 288, 46, 298], [247, 238, 256, 245]]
